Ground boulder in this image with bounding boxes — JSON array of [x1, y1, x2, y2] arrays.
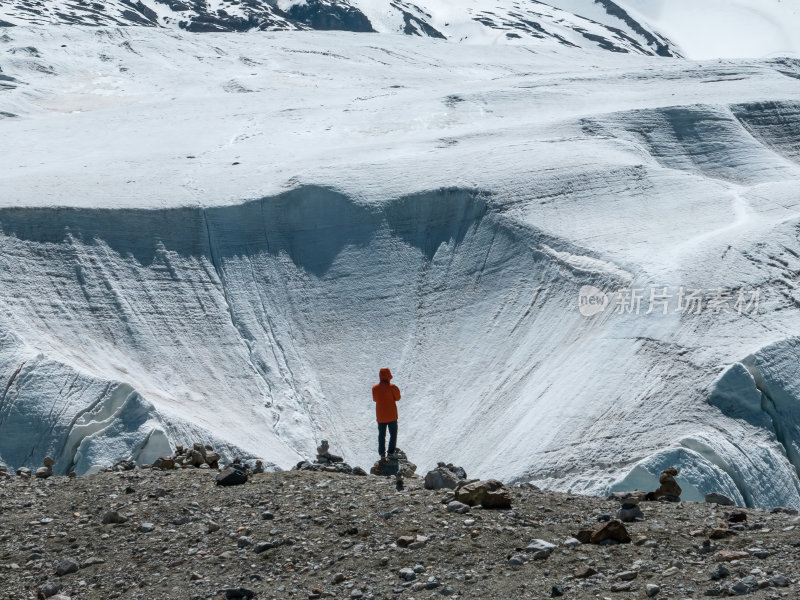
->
[[455, 479, 511, 509], [575, 529, 594, 544], [446, 501, 470, 514], [589, 519, 631, 544], [152, 457, 175, 470], [525, 539, 556, 557], [189, 449, 205, 467], [725, 509, 747, 523], [424, 462, 467, 490], [42, 456, 55, 468], [35, 466, 52, 479], [216, 465, 248, 486], [616, 504, 644, 522], [706, 492, 735, 506]]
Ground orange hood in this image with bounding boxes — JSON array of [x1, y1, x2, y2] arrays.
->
[[379, 367, 392, 382]]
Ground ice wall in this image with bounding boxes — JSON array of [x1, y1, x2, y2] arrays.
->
[[0, 186, 624, 475]]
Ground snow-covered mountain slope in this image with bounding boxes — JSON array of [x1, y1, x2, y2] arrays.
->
[[3, 26, 800, 508], [613, 0, 800, 60], [0, 0, 678, 56]]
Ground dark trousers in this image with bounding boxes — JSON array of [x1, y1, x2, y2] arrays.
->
[[378, 420, 398, 456]]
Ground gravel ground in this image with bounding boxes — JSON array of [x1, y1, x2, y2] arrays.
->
[[1, 468, 799, 600]]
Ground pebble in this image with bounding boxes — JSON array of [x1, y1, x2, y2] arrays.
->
[[55, 558, 79, 576], [525, 539, 557, 557], [646, 583, 661, 597], [399, 568, 416, 581], [610, 581, 632, 592], [101, 510, 127, 524], [38, 581, 61, 599], [446, 501, 470, 514], [710, 564, 730, 580]]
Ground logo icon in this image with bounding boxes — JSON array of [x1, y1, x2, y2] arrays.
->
[[578, 285, 610, 317]]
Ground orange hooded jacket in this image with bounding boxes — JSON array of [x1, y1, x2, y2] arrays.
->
[[372, 367, 401, 423]]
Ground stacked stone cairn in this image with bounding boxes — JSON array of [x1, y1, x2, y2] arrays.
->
[[292, 440, 367, 476]]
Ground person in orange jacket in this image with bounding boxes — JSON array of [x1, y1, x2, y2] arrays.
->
[[372, 367, 401, 459]]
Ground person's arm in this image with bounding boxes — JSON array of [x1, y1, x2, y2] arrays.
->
[[372, 387, 378, 403], [392, 385, 401, 401]]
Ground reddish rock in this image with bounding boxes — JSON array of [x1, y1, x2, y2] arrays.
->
[[709, 527, 735, 540], [455, 479, 512, 509], [589, 519, 631, 544], [725, 509, 747, 523], [652, 467, 682, 500], [574, 566, 598, 578], [715, 550, 750, 562]]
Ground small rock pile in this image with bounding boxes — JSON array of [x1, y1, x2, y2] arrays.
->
[[34, 456, 55, 479], [292, 440, 367, 476], [370, 448, 417, 477], [575, 518, 632, 545], [610, 491, 646, 522], [152, 442, 221, 470]]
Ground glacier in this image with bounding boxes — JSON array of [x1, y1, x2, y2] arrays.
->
[[2, 16, 800, 509]]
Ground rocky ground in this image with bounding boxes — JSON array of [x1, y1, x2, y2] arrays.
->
[[1, 466, 799, 600]]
